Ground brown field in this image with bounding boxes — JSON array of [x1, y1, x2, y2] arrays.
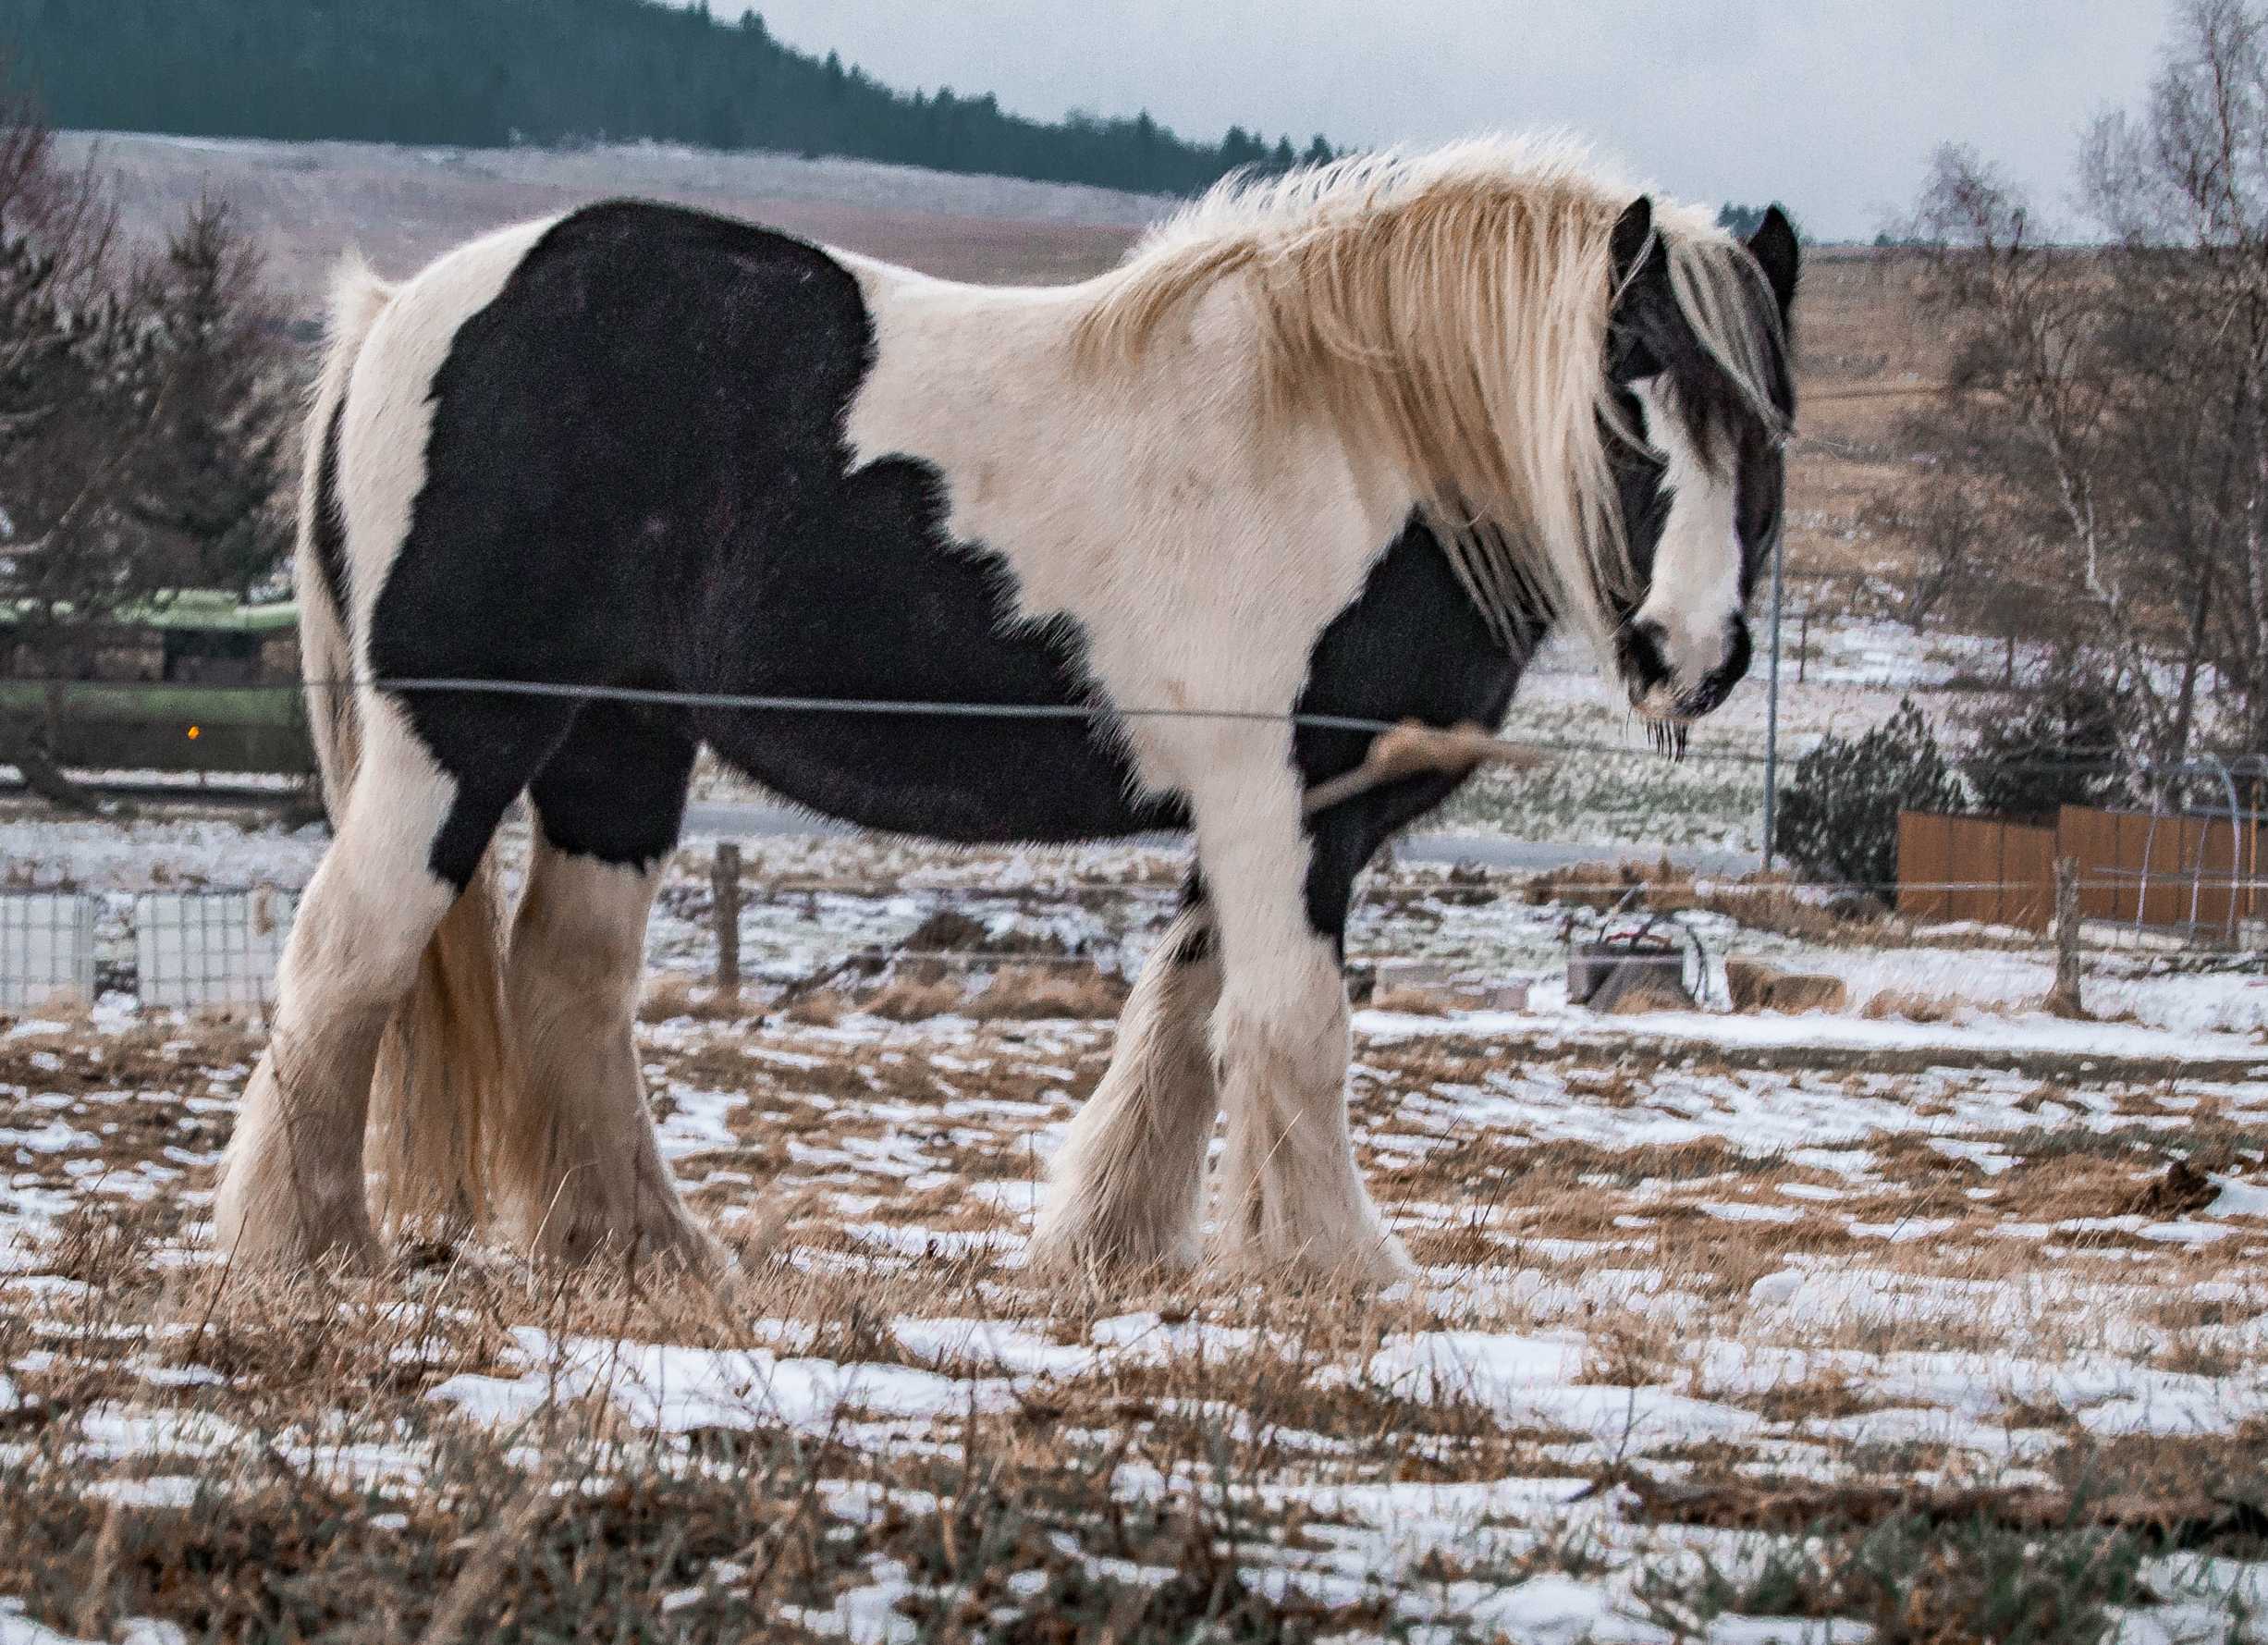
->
[[1780, 249, 1942, 584], [4, 981, 2264, 1641], [61, 131, 1151, 312]]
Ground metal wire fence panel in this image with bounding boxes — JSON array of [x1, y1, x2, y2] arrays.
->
[[0, 893, 98, 1010], [134, 890, 298, 1009]]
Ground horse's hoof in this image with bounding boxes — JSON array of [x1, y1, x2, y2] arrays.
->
[[217, 1221, 385, 1278]]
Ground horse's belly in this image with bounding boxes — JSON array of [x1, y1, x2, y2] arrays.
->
[[701, 711, 1184, 844], [690, 449, 1190, 844]]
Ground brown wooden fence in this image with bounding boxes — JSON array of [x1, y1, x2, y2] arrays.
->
[[1896, 813, 2056, 930], [1898, 806, 2264, 936]]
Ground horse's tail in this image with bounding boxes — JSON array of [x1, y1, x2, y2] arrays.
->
[[297, 253, 392, 816], [299, 253, 512, 1241]]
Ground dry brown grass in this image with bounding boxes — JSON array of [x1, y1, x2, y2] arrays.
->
[[5, 960, 2262, 1642], [779, 988, 851, 1026], [1602, 978, 1696, 1015], [1860, 988, 1965, 1024], [859, 974, 967, 1022], [964, 964, 1130, 1021], [1725, 957, 1850, 1013], [635, 972, 753, 1024], [1728, 1372, 1885, 1426], [1699, 881, 1894, 945], [1367, 984, 1462, 1016]]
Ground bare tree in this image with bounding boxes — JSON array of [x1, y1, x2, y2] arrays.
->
[[1891, 1, 2268, 785], [1858, 472, 2004, 631]]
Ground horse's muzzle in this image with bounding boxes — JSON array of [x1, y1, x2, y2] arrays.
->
[[1618, 613, 1752, 723]]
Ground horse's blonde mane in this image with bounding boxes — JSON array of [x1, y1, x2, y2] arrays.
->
[[1074, 136, 1787, 649]]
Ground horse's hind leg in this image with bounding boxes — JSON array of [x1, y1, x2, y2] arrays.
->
[[493, 702, 717, 1269], [1028, 883, 1222, 1276], [216, 704, 546, 1271]]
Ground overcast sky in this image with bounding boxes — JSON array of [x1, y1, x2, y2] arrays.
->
[[710, 1, 2169, 240]]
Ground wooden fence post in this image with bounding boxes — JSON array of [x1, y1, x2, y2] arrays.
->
[[2048, 855, 2082, 1017], [712, 842, 741, 999]]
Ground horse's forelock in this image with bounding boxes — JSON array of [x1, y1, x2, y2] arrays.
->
[[1660, 234, 1796, 451]]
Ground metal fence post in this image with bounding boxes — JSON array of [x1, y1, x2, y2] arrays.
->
[[1760, 525, 1787, 872]]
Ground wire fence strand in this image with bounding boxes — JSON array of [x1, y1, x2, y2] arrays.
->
[[5, 672, 2262, 787]]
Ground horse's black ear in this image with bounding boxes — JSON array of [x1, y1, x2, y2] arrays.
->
[[1610, 196, 1655, 296], [1746, 203, 1800, 325]]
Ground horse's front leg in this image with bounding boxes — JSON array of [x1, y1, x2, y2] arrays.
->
[[1199, 791, 1413, 1286]]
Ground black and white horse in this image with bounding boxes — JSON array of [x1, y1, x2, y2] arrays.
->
[[216, 139, 1796, 1285]]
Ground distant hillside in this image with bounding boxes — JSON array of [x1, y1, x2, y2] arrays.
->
[[56, 134, 1159, 318], [6, 0, 1334, 196]]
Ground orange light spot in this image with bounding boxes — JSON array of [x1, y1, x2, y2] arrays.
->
[[186, 725, 201, 740]]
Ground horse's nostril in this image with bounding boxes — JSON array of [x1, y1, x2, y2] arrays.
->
[[1618, 619, 1673, 691]]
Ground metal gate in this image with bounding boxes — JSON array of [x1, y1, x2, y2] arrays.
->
[[134, 889, 298, 1009], [0, 892, 99, 1010]]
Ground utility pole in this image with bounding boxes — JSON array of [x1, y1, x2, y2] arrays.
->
[[1760, 528, 1787, 872]]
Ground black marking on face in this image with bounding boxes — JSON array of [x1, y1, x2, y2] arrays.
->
[[1599, 195, 1798, 721]]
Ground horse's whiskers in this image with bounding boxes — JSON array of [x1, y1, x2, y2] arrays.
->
[[1639, 718, 1691, 762]]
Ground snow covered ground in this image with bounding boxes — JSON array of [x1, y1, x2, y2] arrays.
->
[[1, 801, 2264, 1639]]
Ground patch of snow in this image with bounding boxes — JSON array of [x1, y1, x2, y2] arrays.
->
[[433, 1326, 1021, 1438]]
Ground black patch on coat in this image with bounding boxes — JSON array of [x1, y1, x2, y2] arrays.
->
[[529, 696, 698, 870], [1290, 518, 1541, 949], [370, 201, 1187, 888]]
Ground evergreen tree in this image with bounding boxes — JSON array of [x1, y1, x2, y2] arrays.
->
[[1773, 698, 1968, 890], [1960, 659, 2133, 822], [7, 0, 1344, 198], [1716, 203, 1770, 238], [0, 91, 293, 804], [121, 197, 291, 595]]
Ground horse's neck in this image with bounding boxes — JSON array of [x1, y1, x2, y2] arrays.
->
[[851, 261, 1417, 549]]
